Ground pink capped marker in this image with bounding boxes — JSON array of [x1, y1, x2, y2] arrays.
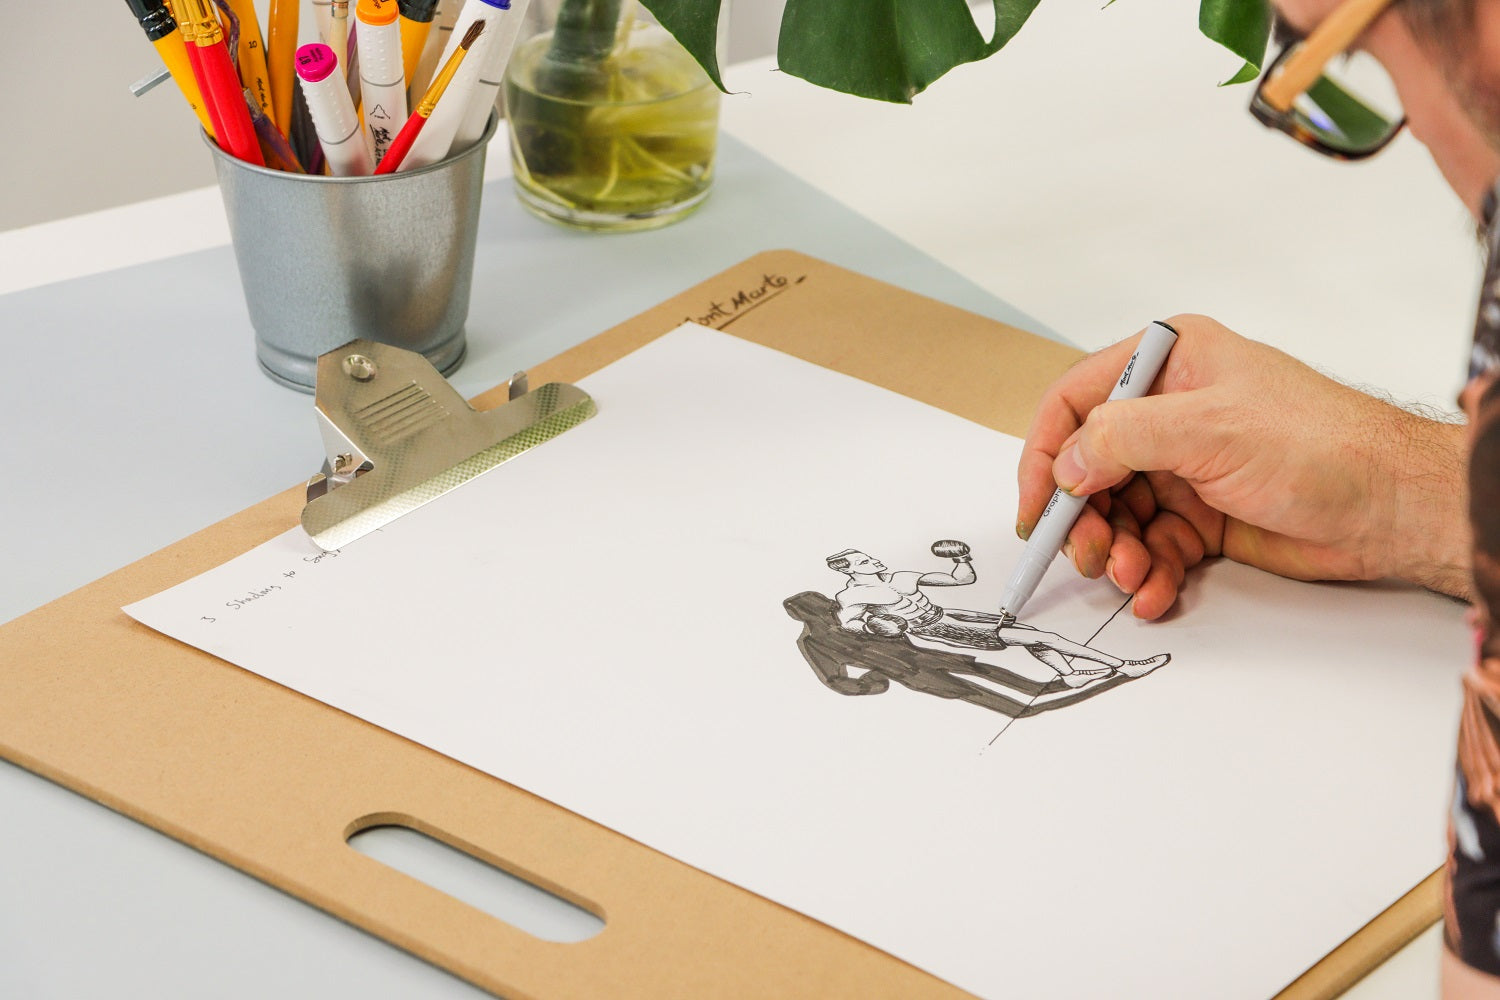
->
[[295, 43, 374, 176]]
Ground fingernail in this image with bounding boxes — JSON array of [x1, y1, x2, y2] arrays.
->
[[1055, 445, 1086, 493], [1016, 518, 1030, 541], [1062, 540, 1076, 567], [1105, 556, 1120, 590], [1084, 541, 1107, 579]]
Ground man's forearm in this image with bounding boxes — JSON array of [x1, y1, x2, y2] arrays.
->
[[1391, 414, 1471, 601]]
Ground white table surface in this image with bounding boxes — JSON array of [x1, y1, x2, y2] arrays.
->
[[1, 1, 1481, 995]]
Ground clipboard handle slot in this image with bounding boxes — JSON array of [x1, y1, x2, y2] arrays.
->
[[346, 816, 606, 944]]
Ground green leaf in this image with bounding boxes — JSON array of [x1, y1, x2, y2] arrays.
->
[[1221, 60, 1260, 86], [1199, 0, 1272, 85], [638, 0, 729, 91], [776, 0, 1042, 104]]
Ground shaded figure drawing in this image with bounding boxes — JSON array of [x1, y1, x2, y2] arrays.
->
[[784, 540, 1170, 719]]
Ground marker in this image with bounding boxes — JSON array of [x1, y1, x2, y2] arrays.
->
[[450, 0, 528, 151], [401, 0, 508, 169], [997, 320, 1179, 621], [357, 0, 407, 163], [176, 0, 265, 165], [378, 19, 483, 174], [398, 0, 440, 94], [295, 43, 375, 176], [123, 0, 215, 137]]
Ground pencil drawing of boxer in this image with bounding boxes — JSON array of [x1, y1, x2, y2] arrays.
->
[[784, 540, 1169, 720]]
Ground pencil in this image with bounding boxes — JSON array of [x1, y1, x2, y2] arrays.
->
[[223, 0, 274, 120], [267, 0, 298, 135], [330, 0, 350, 76]]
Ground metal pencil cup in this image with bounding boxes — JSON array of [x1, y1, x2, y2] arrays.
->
[[207, 112, 497, 391]]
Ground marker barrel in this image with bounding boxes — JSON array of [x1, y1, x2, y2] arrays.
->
[[357, 0, 409, 163], [296, 43, 375, 176], [402, 0, 507, 169], [998, 320, 1179, 617], [451, 0, 528, 151]]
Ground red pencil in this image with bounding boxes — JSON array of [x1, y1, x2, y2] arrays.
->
[[176, 0, 265, 165], [373, 19, 483, 175]]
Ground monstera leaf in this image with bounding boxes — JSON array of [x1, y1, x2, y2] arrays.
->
[[639, 0, 1273, 103], [1200, 0, 1274, 85]]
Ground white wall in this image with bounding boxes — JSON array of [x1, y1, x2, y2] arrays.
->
[[0, 0, 788, 231]]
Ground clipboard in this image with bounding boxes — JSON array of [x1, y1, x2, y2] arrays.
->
[[0, 250, 1438, 998]]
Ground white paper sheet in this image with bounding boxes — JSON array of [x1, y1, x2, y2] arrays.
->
[[126, 325, 1468, 998]]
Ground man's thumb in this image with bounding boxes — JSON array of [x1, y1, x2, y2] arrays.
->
[[1053, 393, 1211, 496]]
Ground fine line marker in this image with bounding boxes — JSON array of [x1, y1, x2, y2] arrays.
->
[[996, 320, 1180, 622]]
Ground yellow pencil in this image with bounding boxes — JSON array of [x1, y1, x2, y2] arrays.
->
[[223, 0, 274, 119], [267, 0, 298, 135]]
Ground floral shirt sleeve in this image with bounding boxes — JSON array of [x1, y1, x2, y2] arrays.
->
[[1445, 186, 1500, 973]]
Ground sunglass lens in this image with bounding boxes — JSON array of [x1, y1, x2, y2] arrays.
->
[[1291, 51, 1402, 153]]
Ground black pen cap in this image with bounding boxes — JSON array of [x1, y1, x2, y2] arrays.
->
[[124, 0, 177, 41], [398, 0, 441, 23]]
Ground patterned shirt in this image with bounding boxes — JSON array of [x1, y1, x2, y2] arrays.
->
[[1445, 185, 1500, 972]]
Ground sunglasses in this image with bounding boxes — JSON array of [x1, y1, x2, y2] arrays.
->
[[1249, 0, 1407, 160]]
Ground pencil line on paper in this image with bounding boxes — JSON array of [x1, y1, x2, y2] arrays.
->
[[1087, 596, 1132, 646]]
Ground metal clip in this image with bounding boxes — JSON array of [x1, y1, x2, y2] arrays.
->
[[302, 340, 597, 550]]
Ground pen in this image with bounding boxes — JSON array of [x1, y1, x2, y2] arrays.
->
[[267, 0, 298, 136], [123, 0, 215, 137], [357, 0, 407, 163], [997, 320, 1179, 621], [177, 0, 265, 165], [296, 42, 375, 176], [397, 0, 440, 95], [377, 19, 483, 174]]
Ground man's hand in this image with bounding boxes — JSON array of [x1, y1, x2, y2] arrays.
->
[[1017, 315, 1469, 619]]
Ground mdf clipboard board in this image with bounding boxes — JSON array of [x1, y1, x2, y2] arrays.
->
[[0, 249, 1436, 999]]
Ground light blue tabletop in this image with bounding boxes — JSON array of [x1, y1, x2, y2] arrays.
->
[[0, 134, 1053, 998]]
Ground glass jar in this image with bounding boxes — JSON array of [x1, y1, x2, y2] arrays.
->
[[504, 0, 722, 232]]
